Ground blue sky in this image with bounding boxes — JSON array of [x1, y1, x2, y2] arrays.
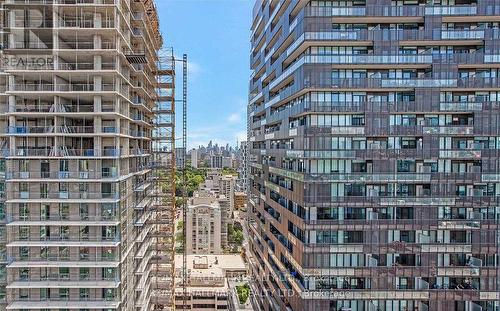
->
[[156, 0, 254, 149]]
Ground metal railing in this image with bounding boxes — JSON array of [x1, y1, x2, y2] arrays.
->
[[12, 235, 119, 242], [7, 170, 119, 179], [8, 214, 118, 222], [11, 191, 120, 200]]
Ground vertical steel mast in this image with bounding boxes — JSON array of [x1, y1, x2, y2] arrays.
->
[[151, 48, 176, 311], [181, 53, 188, 311]]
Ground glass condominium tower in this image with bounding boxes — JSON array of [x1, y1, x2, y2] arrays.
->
[[0, 0, 176, 311], [248, 0, 500, 311]]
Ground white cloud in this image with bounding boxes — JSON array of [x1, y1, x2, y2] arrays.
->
[[184, 97, 248, 148], [235, 131, 247, 143], [174, 54, 201, 80], [227, 113, 242, 123], [226, 98, 248, 124], [187, 60, 201, 78]]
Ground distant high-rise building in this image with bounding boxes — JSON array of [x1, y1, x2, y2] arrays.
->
[[248, 1, 500, 311], [175, 147, 186, 169], [186, 191, 229, 254], [220, 175, 237, 214], [221, 155, 233, 169], [191, 148, 198, 168], [237, 141, 249, 192], [211, 154, 223, 169]]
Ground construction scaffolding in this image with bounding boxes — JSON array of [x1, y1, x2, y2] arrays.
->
[[150, 48, 176, 311]]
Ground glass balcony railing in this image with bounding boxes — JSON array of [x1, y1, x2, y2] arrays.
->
[[297, 29, 497, 43], [10, 253, 118, 263], [441, 30, 484, 39], [10, 148, 148, 157], [7, 169, 119, 180], [10, 83, 117, 92], [303, 5, 482, 17], [425, 6, 477, 15], [381, 79, 457, 88], [12, 235, 119, 242], [8, 214, 118, 222], [440, 102, 483, 111], [8, 126, 54, 134], [305, 6, 366, 17], [422, 126, 474, 135], [10, 191, 120, 200], [313, 174, 432, 183], [58, 18, 114, 29], [439, 150, 481, 159], [303, 54, 433, 64]]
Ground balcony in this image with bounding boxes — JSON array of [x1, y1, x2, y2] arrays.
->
[[7, 126, 105, 135], [9, 147, 147, 158], [7, 126, 54, 134], [57, 40, 116, 50], [13, 102, 95, 113], [58, 18, 115, 29], [439, 150, 481, 159], [422, 126, 474, 135], [6, 299, 120, 310], [9, 235, 119, 245], [425, 6, 477, 15], [303, 5, 482, 18], [56, 62, 116, 71], [304, 6, 366, 17], [8, 254, 118, 265], [380, 79, 457, 88], [8, 191, 119, 200], [441, 30, 484, 39], [7, 277, 119, 288], [440, 102, 483, 111], [299, 29, 497, 43], [7, 214, 119, 225], [303, 54, 433, 64]]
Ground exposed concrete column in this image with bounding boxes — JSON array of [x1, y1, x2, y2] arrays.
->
[[94, 12, 102, 28], [93, 34, 101, 49], [94, 95, 102, 112], [53, 114, 59, 155], [94, 76, 102, 92], [94, 55, 102, 71], [8, 95, 15, 113], [94, 96, 102, 155]]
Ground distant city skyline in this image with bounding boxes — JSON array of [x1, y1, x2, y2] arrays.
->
[[157, 0, 253, 148], [190, 140, 243, 151]]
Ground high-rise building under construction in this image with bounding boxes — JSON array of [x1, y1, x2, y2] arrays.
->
[[0, 0, 176, 310], [248, 1, 500, 310]]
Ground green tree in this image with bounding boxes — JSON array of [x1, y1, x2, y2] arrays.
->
[[227, 223, 244, 250], [222, 167, 238, 176], [175, 167, 207, 197], [175, 197, 186, 207], [177, 220, 184, 231], [236, 283, 250, 304], [233, 230, 244, 245], [175, 232, 185, 254]]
